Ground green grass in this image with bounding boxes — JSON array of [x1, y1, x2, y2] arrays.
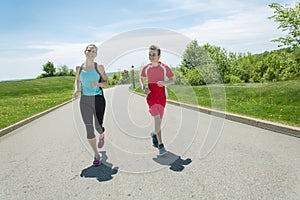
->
[[1, 77, 299, 130], [0, 77, 74, 129], [135, 80, 300, 127], [222, 81, 300, 127]]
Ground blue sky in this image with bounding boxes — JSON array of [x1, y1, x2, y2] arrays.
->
[[0, 0, 295, 80]]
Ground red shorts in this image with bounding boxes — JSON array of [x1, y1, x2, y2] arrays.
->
[[147, 98, 166, 119]]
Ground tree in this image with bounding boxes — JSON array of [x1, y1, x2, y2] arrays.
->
[[69, 69, 75, 76], [202, 43, 230, 81], [108, 72, 120, 85], [184, 67, 205, 86], [56, 64, 69, 76], [181, 40, 211, 70], [173, 69, 188, 85], [119, 70, 130, 84], [269, 2, 300, 48], [42, 61, 56, 77]]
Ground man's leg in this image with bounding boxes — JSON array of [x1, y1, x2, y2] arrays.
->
[[154, 114, 162, 144], [154, 114, 167, 155]]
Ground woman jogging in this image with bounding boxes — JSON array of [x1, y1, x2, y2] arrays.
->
[[73, 44, 108, 165]]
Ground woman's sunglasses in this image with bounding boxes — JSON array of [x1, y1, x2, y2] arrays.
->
[[86, 49, 97, 53]]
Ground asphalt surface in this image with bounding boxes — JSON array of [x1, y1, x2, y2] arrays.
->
[[0, 85, 299, 199]]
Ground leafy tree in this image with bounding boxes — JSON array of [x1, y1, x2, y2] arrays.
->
[[181, 40, 211, 70], [42, 61, 56, 77], [202, 43, 230, 81], [108, 72, 120, 85], [199, 64, 223, 84], [180, 39, 299, 85], [56, 64, 69, 76], [69, 69, 75, 76], [184, 67, 205, 86], [119, 70, 130, 84], [173, 69, 188, 85], [277, 48, 300, 80], [269, 2, 300, 48]]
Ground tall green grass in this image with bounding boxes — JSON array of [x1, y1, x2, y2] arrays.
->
[[0, 77, 74, 129]]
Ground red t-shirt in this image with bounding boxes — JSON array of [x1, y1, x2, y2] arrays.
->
[[141, 61, 174, 99]]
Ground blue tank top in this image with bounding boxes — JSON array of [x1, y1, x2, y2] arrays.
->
[[80, 68, 102, 96]]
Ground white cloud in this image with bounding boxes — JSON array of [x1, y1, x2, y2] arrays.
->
[[0, 42, 88, 81], [27, 43, 87, 67], [179, 3, 284, 53]]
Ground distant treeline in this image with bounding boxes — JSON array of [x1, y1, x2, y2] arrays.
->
[[175, 41, 300, 85], [37, 61, 135, 86], [38, 42, 299, 86], [37, 62, 75, 78]]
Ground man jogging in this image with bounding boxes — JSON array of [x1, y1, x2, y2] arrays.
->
[[140, 45, 174, 156]]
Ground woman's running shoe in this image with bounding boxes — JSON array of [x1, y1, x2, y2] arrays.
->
[[93, 153, 101, 166]]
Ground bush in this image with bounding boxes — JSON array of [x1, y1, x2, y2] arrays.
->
[[37, 73, 50, 79], [228, 75, 244, 83], [184, 68, 205, 86], [108, 73, 120, 85], [199, 64, 223, 84], [173, 69, 188, 85]]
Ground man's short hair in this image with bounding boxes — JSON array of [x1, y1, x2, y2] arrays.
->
[[149, 45, 161, 56]]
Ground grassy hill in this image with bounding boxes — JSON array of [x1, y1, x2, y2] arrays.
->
[[0, 77, 74, 129]]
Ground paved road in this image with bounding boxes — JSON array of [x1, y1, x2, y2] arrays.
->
[[0, 85, 299, 199]]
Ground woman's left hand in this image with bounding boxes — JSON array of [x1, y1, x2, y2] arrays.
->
[[91, 81, 99, 88]]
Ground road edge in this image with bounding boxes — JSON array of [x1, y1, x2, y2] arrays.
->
[[130, 89, 300, 138], [1, 89, 299, 139], [0, 98, 75, 138]]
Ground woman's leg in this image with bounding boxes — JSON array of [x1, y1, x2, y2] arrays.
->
[[80, 97, 98, 156], [95, 95, 106, 135], [95, 95, 106, 148], [88, 138, 98, 155]]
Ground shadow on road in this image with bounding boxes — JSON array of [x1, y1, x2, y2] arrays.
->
[[80, 151, 119, 182], [152, 151, 192, 172]]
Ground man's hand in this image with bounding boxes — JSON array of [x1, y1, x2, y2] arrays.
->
[[157, 81, 166, 87], [143, 88, 151, 95]]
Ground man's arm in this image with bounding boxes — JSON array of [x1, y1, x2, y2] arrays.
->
[[140, 76, 150, 95], [157, 77, 174, 87], [140, 76, 146, 90]]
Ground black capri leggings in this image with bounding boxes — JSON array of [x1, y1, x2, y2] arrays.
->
[[80, 94, 106, 139]]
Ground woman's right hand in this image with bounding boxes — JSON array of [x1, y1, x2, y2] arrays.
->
[[73, 90, 79, 98]]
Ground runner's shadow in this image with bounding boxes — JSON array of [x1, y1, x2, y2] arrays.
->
[[80, 151, 119, 182], [152, 151, 192, 172]]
